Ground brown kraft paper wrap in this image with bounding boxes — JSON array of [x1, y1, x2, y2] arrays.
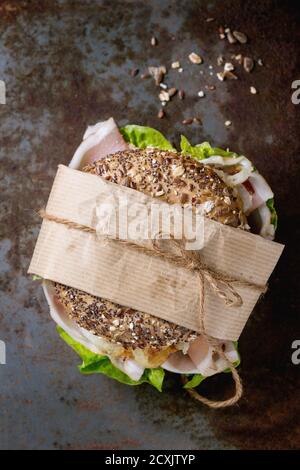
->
[[28, 165, 284, 341]]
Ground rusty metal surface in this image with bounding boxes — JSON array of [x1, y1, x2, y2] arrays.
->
[[0, 0, 300, 450]]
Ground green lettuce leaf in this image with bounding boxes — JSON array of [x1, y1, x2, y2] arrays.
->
[[180, 135, 238, 160], [183, 341, 241, 389], [266, 198, 278, 229], [57, 326, 165, 391], [120, 124, 175, 151]]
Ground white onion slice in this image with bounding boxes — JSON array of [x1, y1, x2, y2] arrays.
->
[[214, 157, 253, 186], [248, 172, 274, 202], [256, 203, 275, 240], [110, 357, 145, 382], [200, 155, 245, 166]]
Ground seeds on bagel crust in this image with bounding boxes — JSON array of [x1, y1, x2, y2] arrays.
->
[[55, 283, 197, 351], [84, 148, 245, 227]]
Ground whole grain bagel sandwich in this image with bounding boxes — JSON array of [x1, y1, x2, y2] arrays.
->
[[41, 118, 277, 391]]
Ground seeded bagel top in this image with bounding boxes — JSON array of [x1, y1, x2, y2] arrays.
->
[[84, 148, 246, 227]]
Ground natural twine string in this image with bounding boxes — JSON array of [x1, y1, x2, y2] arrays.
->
[[39, 209, 267, 408]]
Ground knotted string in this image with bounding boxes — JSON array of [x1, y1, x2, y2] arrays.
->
[[39, 209, 267, 408]]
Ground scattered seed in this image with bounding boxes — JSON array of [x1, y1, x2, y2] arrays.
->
[[151, 36, 157, 46], [209, 65, 213, 70], [224, 62, 234, 72], [235, 54, 243, 64], [178, 90, 185, 100], [250, 86, 257, 94], [159, 82, 167, 90], [243, 56, 254, 73], [217, 55, 224, 66], [148, 65, 167, 85], [226, 30, 237, 44], [219, 33, 226, 39], [225, 71, 238, 80], [168, 87, 177, 97], [140, 72, 150, 79], [157, 109, 165, 119], [193, 116, 202, 124], [225, 120, 232, 127], [218, 25, 225, 34], [205, 85, 216, 90], [172, 165, 185, 177], [232, 30, 248, 44], [182, 118, 193, 125], [159, 90, 170, 101], [130, 68, 139, 77], [257, 58, 264, 66], [217, 71, 225, 81], [206, 17, 215, 22], [189, 52, 203, 64], [198, 90, 205, 97], [161, 101, 167, 107], [171, 61, 180, 69], [178, 67, 183, 73]]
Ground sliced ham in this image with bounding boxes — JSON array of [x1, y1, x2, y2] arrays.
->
[[162, 336, 239, 377], [69, 117, 128, 169]]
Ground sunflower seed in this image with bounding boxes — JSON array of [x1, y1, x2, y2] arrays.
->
[[225, 71, 238, 80], [226, 30, 237, 44], [217, 55, 224, 66], [225, 120, 232, 127], [193, 117, 202, 124], [148, 66, 167, 85], [250, 86, 257, 94], [151, 36, 157, 46], [189, 52, 203, 64], [224, 62, 235, 72], [173, 165, 185, 176], [130, 68, 139, 77], [159, 90, 170, 102], [168, 87, 177, 97], [235, 54, 243, 64], [198, 90, 205, 97], [182, 118, 193, 125], [233, 30, 248, 44], [243, 56, 254, 72], [171, 61, 180, 69]]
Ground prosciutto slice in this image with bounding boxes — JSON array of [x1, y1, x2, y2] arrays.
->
[[69, 117, 128, 169]]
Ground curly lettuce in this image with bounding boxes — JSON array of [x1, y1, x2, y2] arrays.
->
[[120, 124, 175, 151]]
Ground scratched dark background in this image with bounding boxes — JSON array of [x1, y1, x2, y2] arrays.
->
[[0, 0, 300, 450]]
